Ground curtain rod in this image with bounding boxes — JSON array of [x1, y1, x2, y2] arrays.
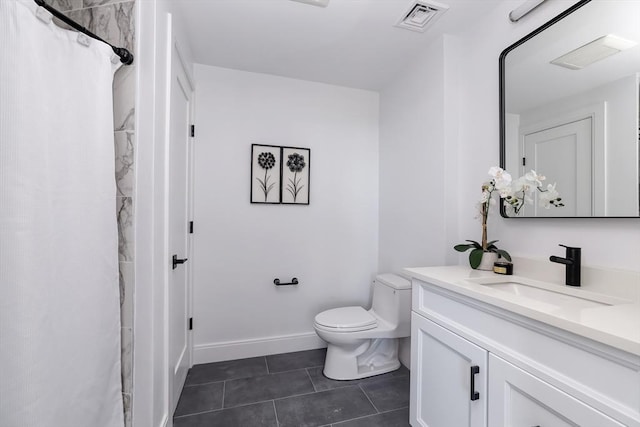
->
[[33, 0, 134, 65]]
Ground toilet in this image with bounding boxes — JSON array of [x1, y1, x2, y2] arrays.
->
[[313, 273, 412, 380]]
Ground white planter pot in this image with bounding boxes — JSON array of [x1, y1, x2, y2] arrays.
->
[[477, 252, 499, 271]]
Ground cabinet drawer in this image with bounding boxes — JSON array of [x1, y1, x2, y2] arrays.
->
[[489, 354, 625, 427]]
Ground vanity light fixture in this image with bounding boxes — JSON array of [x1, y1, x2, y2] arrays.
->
[[550, 35, 638, 70], [395, 0, 449, 33], [509, 0, 546, 23], [290, 0, 330, 7]]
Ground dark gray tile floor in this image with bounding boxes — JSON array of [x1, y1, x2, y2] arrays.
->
[[173, 348, 411, 427]]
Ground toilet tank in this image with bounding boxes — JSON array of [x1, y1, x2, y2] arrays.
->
[[371, 274, 412, 333]]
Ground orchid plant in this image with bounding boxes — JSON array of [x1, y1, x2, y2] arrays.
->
[[455, 167, 564, 269]]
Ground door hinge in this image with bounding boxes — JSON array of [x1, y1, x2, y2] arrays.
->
[[522, 157, 526, 166], [189, 317, 193, 330], [190, 125, 195, 138], [189, 221, 194, 234]]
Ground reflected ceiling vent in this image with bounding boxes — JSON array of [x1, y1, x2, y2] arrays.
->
[[550, 35, 637, 70], [290, 0, 329, 7], [395, 0, 449, 33]]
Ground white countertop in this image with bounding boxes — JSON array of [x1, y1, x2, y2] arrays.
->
[[404, 265, 640, 356]]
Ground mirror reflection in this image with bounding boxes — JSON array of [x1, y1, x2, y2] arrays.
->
[[500, 0, 640, 218]]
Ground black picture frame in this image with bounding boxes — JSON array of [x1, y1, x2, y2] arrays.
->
[[281, 146, 310, 205], [250, 144, 282, 204]]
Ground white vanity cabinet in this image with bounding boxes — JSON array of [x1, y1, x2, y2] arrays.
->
[[409, 274, 640, 427], [410, 312, 487, 427]]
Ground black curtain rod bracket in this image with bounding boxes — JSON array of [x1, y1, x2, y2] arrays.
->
[[33, 0, 133, 65]]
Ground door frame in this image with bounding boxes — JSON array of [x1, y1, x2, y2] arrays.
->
[[519, 102, 606, 215], [133, 5, 196, 426]]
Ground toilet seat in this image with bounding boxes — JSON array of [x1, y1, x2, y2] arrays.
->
[[314, 306, 377, 332]]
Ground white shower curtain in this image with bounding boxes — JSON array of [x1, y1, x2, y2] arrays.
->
[[0, 1, 124, 426]]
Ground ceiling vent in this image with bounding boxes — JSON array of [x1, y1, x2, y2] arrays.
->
[[395, 0, 449, 33], [550, 35, 637, 70]]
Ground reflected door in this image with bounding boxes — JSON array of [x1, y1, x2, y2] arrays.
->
[[522, 118, 592, 217]]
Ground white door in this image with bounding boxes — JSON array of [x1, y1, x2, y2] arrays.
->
[[488, 354, 625, 426], [410, 313, 488, 427], [168, 43, 193, 414], [522, 118, 592, 216]]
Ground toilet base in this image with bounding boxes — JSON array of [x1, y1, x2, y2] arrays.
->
[[322, 338, 401, 380]]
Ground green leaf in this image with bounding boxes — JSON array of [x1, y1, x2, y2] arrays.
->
[[454, 244, 474, 252], [496, 249, 512, 262], [469, 248, 484, 269], [464, 240, 482, 249], [486, 240, 499, 247]]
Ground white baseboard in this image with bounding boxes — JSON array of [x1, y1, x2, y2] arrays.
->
[[193, 332, 327, 364]]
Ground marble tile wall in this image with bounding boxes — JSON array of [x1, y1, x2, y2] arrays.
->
[[44, 0, 136, 425]]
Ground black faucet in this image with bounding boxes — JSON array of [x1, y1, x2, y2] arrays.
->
[[549, 244, 581, 287]]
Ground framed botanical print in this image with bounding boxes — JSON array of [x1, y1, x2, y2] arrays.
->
[[250, 144, 281, 204], [281, 146, 310, 205]]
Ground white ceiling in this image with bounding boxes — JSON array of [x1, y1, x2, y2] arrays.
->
[[172, 0, 503, 91]]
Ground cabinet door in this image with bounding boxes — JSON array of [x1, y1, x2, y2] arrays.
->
[[488, 354, 625, 427], [410, 313, 487, 427]]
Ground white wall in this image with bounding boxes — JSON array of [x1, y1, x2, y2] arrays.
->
[[378, 35, 465, 367], [378, 37, 448, 274], [192, 65, 380, 363], [455, 0, 640, 271]]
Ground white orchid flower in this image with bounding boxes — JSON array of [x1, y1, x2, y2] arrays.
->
[[511, 176, 530, 193], [538, 182, 560, 208], [488, 166, 502, 177], [524, 170, 545, 187], [494, 172, 512, 197]]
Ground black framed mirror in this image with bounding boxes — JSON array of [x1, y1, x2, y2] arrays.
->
[[499, 0, 640, 218]]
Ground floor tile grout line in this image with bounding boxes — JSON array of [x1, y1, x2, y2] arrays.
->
[[272, 399, 280, 427], [183, 378, 226, 388], [264, 355, 270, 374], [271, 383, 362, 403], [359, 383, 380, 413], [379, 405, 409, 413], [305, 367, 318, 392], [268, 362, 325, 375], [173, 407, 221, 419], [221, 380, 226, 409], [330, 406, 409, 426], [174, 397, 278, 419]]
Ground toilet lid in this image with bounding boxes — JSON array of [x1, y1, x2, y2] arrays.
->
[[315, 307, 377, 330]]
